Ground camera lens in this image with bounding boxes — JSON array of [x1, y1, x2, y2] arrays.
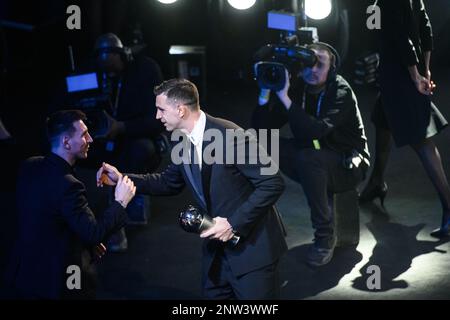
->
[[257, 63, 286, 91], [263, 66, 283, 84]]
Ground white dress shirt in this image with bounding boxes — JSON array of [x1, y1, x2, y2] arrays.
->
[[186, 111, 206, 170]]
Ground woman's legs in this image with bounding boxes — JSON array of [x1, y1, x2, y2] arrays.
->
[[369, 127, 393, 185], [411, 138, 450, 237], [359, 126, 392, 204]]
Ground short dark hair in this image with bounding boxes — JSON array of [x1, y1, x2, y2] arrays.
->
[[154, 79, 199, 111], [307, 43, 336, 69], [46, 110, 87, 147]]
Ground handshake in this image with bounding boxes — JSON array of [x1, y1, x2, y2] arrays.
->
[[96, 163, 236, 242], [96, 162, 135, 209]]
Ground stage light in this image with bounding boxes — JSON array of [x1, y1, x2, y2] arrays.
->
[[305, 0, 332, 20], [227, 0, 256, 11], [157, 0, 178, 4]]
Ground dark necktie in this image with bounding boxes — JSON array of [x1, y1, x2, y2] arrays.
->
[[190, 142, 204, 198]]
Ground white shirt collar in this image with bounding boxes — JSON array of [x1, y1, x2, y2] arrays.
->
[[186, 111, 206, 146]]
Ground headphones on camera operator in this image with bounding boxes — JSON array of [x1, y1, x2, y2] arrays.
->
[[94, 33, 133, 64], [90, 33, 134, 144]]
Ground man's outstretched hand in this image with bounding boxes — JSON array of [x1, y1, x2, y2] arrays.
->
[[97, 162, 122, 187]]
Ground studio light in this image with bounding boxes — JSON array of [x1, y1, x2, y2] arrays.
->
[[305, 0, 333, 20], [157, 0, 178, 4], [227, 0, 256, 11]]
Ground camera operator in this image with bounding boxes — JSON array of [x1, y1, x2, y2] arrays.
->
[[253, 42, 370, 266], [77, 33, 165, 252], [91, 33, 164, 173]]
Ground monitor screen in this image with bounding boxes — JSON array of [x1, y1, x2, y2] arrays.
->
[[267, 11, 298, 32], [66, 72, 99, 93]]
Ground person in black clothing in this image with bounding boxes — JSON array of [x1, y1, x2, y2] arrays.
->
[[253, 42, 370, 266], [4, 110, 136, 299], [359, 0, 450, 238]]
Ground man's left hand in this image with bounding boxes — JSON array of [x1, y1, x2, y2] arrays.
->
[[200, 217, 234, 242]]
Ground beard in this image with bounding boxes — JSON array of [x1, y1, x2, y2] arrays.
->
[[78, 145, 90, 159]]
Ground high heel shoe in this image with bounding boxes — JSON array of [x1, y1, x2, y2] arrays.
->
[[430, 212, 450, 238], [359, 182, 388, 207]]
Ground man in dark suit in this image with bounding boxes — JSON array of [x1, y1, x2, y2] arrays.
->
[[97, 79, 287, 299], [5, 110, 136, 299]]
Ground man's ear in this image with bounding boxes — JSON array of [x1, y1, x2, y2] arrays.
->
[[177, 105, 186, 118], [62, 135, 71, 150]]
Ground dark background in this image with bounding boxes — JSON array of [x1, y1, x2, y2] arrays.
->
[[1, 0, 449, 157]]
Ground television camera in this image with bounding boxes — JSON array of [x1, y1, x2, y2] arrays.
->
[[254, 10, 320, 91]]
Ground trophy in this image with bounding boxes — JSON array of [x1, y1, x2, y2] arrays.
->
[[179, 205, 240, 246]]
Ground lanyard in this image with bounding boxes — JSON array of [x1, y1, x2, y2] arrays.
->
[[301, 88, 325, 150], [112, 78, 122, 118]]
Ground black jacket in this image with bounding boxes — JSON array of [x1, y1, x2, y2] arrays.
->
[[127, 114, 287, 277], [5, 153, 127, 299], [253, 75, 370, 164], [379, 0, 433, 69], [376, 0, 447, 147]]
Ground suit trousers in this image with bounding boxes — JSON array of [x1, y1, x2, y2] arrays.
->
[[202, 247, 280, 300]]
